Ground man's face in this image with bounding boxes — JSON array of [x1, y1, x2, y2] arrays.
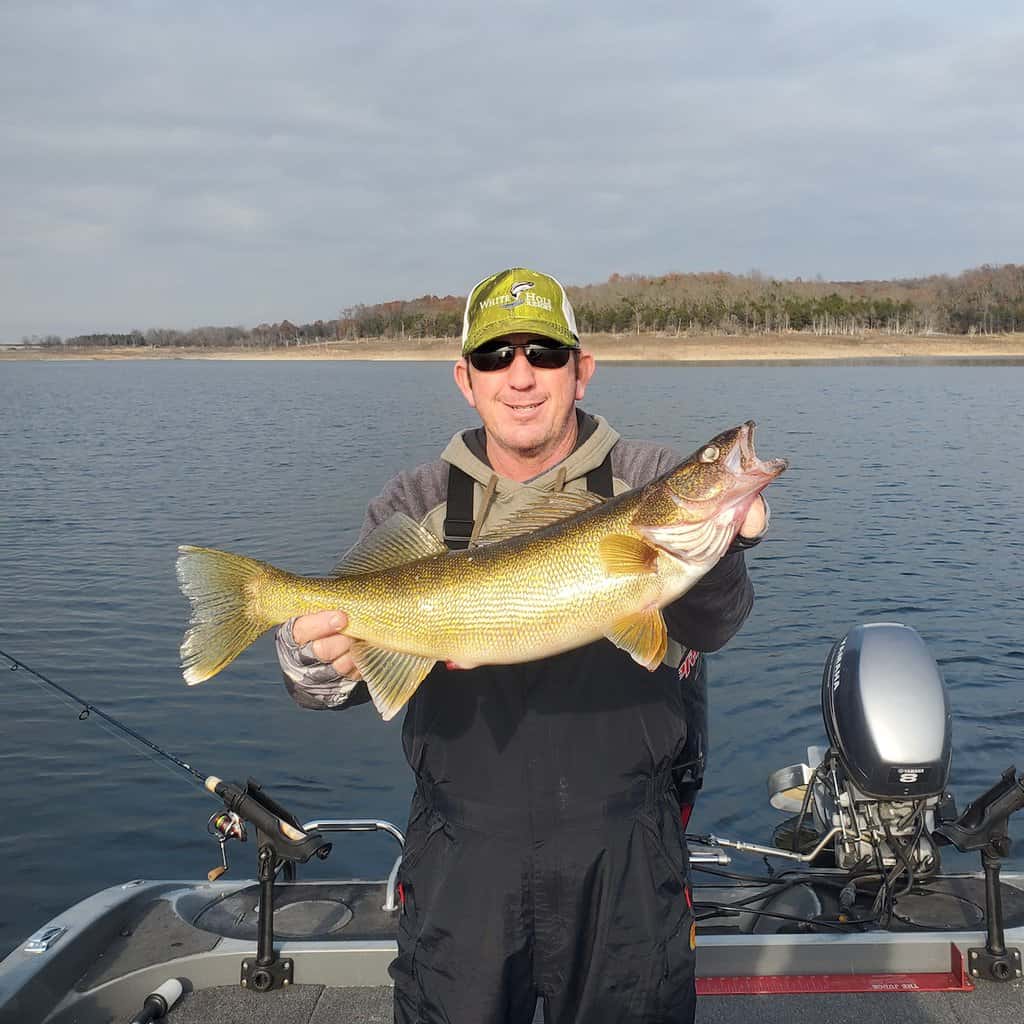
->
[[454, 332, 596, 467]]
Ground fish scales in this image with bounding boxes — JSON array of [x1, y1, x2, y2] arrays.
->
[[298, 494, 660, 665]]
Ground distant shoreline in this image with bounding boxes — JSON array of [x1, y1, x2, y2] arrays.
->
[[4, 332, 1024, 364]]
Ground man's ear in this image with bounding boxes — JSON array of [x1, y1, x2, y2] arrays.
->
[[574, 351, 596, 401], [454, 359, 477, 408]]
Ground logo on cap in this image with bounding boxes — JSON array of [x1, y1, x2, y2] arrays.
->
[[477, 280, 554, 315], [505, 281, 535, 307]]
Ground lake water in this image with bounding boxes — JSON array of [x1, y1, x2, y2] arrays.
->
[[0, 358, 1022, 956]]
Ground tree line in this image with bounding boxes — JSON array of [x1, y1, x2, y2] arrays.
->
[[572, 263, 1024, 337], [25, 263, 1024, 350]]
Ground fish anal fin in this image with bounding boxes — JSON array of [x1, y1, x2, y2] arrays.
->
[[605, 608, 668, 670], [598, 534, 659, 576], [482, 490, 605, 544], [334, 513, 446, 576], [350, 640, 435, 721]]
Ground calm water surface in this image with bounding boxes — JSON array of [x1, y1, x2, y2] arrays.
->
[[0, 359, 1022, 955]]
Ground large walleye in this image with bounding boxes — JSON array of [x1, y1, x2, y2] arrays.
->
[[177, 421, 786, 720]]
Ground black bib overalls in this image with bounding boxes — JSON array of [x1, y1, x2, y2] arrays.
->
[[390, 640, 698, 1024]]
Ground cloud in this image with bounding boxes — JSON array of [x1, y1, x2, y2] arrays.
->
[[2, 1, 1022, 339]]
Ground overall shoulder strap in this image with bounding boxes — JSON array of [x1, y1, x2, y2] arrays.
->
[[585, 450, 614, 498], [445, 447, 614, 549], [442, 464, 476, 550]]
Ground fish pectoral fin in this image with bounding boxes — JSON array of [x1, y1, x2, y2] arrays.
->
[[333, 513, 447, 576], [598, 534, 660, 575], [605, 609, 668, 670], [349, 640, 436, 721]]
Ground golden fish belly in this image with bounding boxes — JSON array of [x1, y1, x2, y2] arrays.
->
[[341, 555, 665, 664]]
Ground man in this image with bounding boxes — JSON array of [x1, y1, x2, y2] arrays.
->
[[277, 268, 768, 1023]]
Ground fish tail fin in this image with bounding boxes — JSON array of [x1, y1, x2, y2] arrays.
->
[[176, 545, 278, 685]]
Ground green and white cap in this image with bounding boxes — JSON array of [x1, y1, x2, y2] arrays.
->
[[461, 268, 580, 356]]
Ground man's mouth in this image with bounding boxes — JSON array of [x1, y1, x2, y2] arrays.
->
[[504, 400, 545, 413]]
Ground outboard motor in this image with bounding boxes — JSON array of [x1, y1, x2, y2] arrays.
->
[[770, 622, 952, 873]]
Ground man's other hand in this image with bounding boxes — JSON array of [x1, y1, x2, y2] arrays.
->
[[739, 495, 766, 539]]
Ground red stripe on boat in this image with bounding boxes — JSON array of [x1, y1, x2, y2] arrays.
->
[[697, 945, 973, 995]]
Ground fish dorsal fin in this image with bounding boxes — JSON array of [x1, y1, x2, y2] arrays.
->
[[481, 490, 606, 544], [598, 534, 659, 575], [349, 640, 436, 721], [333, 514, 447, 576], [605, 608, 668, 670]]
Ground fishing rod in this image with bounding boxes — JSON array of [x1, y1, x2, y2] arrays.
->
[[0, 645, 326, 868], [0, 644, 208, 789], [1, 644, 336, 991]]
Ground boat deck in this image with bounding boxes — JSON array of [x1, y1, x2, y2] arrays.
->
[[163, 980, 1024, 1023], [4, 874, 1023, 1024], [166, 984, 394, 1023]]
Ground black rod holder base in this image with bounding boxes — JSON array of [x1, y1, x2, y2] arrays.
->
[[966, 945, 1021, 984], [241, 955, 294, 992]]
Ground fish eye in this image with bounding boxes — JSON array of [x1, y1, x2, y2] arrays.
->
[[699, 445, 720, 464]]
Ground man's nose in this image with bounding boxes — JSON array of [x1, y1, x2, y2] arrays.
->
[[506, 347, 536, 386]]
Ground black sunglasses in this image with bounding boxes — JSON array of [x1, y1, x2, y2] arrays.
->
[[468, 341, 576, 372]]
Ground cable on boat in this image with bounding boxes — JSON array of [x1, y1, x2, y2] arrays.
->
[[0, 645, 208, 791], [688, 862, 775, 886], [693, 901, 858, 931], [690, 827, 984, 932]]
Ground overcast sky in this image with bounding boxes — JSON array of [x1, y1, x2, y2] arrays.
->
[[2, 1, 1021, 340]]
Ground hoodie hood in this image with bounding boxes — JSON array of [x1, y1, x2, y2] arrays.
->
[[430, 412, 621, 543], [441, 411, 621, 494]]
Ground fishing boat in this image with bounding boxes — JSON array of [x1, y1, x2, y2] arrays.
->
[[1, 622, 1021, 1023]]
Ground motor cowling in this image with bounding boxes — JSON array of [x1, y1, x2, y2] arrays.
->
[[821, 622, 951, 800]]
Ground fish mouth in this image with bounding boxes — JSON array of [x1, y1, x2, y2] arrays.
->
[[732, 420, 788, 481], [715, 421, 787, 528], [663, 420, 787, 516]]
